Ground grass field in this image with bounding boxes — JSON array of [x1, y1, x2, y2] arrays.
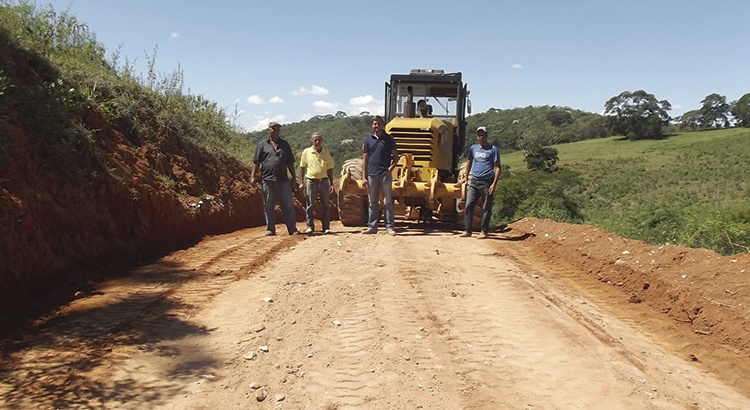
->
[[499, 128, 750, 254]]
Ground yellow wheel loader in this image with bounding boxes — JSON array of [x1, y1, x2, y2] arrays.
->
[[338, 69, 474, 226]]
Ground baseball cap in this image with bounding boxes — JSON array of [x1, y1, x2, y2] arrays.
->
[[476, 126, 488, 134], [268, 121, 281, 129]]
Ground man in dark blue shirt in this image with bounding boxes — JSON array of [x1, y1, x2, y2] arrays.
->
[[251, 121, 299, 236], [362, 116, 399, 235], [459, 126, 501, 239]]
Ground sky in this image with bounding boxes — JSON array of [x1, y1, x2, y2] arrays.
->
[[38, 0, 750, 132]]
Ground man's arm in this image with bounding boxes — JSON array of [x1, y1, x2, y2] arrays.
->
[[388, 148, 399, 172], [250, 163, 259, 184], [362, 152, 369, 187], [299, 166, 307, 190], [287, 161, 297, 188], [489, 161, 501, 195], [459, 159, 472, 185]]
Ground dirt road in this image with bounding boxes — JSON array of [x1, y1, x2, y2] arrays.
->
[[2, 221, 749, 409]]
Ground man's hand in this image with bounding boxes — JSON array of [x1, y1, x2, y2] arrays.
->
[[250, 176, 256, 185], [362, 179, 368, 188], [489, 185, 496, 196]]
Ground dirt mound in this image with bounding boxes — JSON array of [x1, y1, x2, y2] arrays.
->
[[508, 217, 750, 356]]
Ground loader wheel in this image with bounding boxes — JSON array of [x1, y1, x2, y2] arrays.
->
[[456, 197, 483, 231], [338, 158, 368, 226], [338, 191, 368, 226]]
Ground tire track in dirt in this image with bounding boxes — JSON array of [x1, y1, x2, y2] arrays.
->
[[0, 227, 300, 410], [498, 238, 750, 408], [295, 236, 392, 408], [5, 223, 750, 409], [380, 235, 651, 409]]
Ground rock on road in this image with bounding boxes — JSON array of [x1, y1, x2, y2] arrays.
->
[[1, 221, 749, 409]]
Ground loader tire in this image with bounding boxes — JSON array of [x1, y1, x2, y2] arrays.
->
[[456, 198, 483, 231], [338, 158, 368, 226]]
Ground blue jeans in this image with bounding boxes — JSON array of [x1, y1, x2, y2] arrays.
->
[[367, 174, 395, 230], [465, 179, 494, 233], [305, 178, 331, 231], [261, 180, 298, 234]]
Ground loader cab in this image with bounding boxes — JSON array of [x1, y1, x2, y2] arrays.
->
[[384, 69, 471, 180]]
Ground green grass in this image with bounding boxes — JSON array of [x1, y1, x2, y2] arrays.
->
[[501, 128, 750, 254]]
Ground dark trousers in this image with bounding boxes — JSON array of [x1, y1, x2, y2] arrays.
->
[[464, 179, 494, 233], [304, 178, 331, 231], [261, 180, 297, 234]]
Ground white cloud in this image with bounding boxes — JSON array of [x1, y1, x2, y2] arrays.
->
[[246, 95, 264, 105], [312, 100, 341, 112], [349, 95, 376, 106], [250, 115, 287, 132], [512, 63, 523, 70], [293, 85, 330, 96], [170, 32, 179, 39], [301, 95, 384, 118], [269, 96, 284, 104], [348, 95, 383, 116]]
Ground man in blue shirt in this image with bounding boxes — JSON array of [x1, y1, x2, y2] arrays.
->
[[251, 121, 299, 236], [362, 116, 399, 235], [459, 126, 501, 239]]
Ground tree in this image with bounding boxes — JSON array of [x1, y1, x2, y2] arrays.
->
[[604, 90, 671, 140], [517, 125, 559, 171], [524, 146, 559, 171], [699, 93, 730, 128], [546, 109, 573, 126], [677, 109, 702, 130], [731, 92, 750, 127]]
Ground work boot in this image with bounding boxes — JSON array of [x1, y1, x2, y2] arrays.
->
[[477, 231, 488, 239], [459, 231, 471, 237]]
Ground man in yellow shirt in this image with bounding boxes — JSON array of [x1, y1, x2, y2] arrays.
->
[[299, 132, 335, 234]]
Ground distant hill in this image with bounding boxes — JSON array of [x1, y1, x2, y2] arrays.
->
[[245, 106, 612, 175]]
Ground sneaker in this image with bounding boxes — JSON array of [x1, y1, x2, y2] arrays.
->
[[265, 231, 276, 237], [477, 231, 488, 239], [290, 231, 300, 236], [362, 228, 377, 234], [323, 229, 331, 235], [305, 227, 313, 234], [458, 231, 471, 237], [386, 228, 396, 236]]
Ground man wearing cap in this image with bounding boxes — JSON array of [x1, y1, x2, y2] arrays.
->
[[251, 121, 300, 236], [458, 126, 501, 239], [299, 132, 334, 234]]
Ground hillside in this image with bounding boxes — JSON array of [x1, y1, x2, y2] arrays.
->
[[0, 21, 279, 316], [499, 130, 750, 254]]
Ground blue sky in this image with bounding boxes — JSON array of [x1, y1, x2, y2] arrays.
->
[[41, 0, 750, 132]]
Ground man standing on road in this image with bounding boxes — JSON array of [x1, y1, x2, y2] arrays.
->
[[299, 132, 334, 234], [362, 115, 399, 235], [251, 121, 299, 236], [458, 126, 501, 239]]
